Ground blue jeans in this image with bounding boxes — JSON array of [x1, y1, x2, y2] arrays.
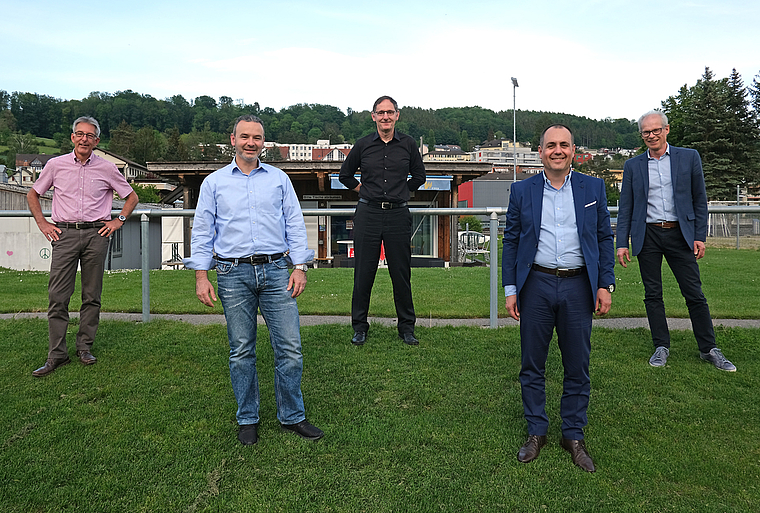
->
[[216, 257, 306, 426]]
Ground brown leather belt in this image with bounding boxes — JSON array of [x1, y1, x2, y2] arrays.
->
[[56, 222, 106, 229], [532, 264, 585, 278], [216, 253, 284, 265], [648, 221, 679, 229]]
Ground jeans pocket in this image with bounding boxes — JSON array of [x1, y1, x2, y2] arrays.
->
[[272, 257, 289, 270], [215, 260, 234, 275]]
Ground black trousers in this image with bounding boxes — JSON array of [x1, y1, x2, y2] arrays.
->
[[637, 224, 716, 353], [351, 202, 416, 334]]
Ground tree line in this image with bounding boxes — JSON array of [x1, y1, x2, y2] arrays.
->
[[2, 66, 759, 200]]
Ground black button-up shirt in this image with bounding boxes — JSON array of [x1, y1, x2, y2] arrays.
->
[[339, 130, 426, 203]]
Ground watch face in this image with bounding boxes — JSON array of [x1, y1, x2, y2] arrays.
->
[[118, 215, 126, 221]]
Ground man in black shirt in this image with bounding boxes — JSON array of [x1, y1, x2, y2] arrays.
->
[[339, 96, 426, 346]]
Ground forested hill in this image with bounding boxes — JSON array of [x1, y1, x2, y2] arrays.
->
[[0, 89, 641, 154]]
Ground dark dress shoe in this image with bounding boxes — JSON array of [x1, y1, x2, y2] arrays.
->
[[561, 438, 596, 472], [517, 434, 547, 463], [399, 332, 419, 345], [281, 420, 324, 441], [238, 424, 259, 445], [351, 331, 367, 345], [76, 350, 97, 365], [32, 357, 71, 377]]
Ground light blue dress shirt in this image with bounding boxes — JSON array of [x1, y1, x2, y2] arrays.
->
[[645, 144, 678, 223], [183, 159, 314, 270], [505, 171, 584, 296]]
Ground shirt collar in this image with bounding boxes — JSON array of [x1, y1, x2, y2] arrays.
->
[[646, 143, 671, 160], [231, 157, 266, 175], [372, 130, 400, 142], [542, 170, 573, 189]]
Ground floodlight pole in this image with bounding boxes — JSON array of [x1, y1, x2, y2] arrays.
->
[[511, 77, 519, 183]]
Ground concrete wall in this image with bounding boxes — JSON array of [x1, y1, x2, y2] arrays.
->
[[0, 217, 56, 271]]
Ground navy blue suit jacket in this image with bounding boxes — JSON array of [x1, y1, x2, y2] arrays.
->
[[501, 172, 615, 308], [616, 146, 708, 255]]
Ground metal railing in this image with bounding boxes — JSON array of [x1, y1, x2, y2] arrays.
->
[[3, 206, 760, 328]]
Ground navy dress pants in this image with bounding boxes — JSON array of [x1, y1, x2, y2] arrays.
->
[[518, 269, 593, 440]]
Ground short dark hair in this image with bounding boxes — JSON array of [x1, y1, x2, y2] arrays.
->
[[539, 124, 574, 147], [372, 95, 398, 112], [233, 114, 265, 136]]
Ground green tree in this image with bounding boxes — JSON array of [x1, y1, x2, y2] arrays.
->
[[131, 183, 162, 203], [6, 132, 39, 174], [163, 126, 189, 161], [459, 215, 482, 233], [460, 130, 470, 152], [109, 121, 135, 157], [664, 67, 754, 200], [131, 126, 166, 165]]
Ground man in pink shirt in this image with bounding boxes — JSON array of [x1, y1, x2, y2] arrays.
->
[[27, 116, 138, 377]]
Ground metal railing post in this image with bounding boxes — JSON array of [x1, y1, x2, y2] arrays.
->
[[141, 213, 150, 322], [489, 211, 499, 328]]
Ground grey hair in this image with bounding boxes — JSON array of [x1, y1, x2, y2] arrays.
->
[[637, 110, 668, 131], [233, 114, 265, 136], [72, 116, 101, 137]]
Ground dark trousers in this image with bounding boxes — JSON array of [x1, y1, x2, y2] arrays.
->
[[519, 269, 593, 440], [351, 202, 416, 334], [637, 225, 716, 353], [47, 227, 110, 361]]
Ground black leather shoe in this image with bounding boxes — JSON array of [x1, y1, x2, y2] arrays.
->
[[238, 424, 259, 445], [32, 357, 71, 377], [351, 331, 367, 345], [76, 350, 97, 365], [281, 420, 324, 441], [399, 332, 419, 345], [517, 435, 547, 463], [561, 438, 596, 472]]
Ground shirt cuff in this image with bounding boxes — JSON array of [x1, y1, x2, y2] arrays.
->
[[504, 285, 517, 297]]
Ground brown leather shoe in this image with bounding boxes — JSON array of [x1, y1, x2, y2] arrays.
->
[[76, 350, 97, 365], [517, 435, 547, 463], [32, 357, 71, 377], [561, 438, 596, 472]]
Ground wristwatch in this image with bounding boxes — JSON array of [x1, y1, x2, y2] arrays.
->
[[604, 283, 615, 293], [117, 215, 127, 222], [294, 264, 308, 272]]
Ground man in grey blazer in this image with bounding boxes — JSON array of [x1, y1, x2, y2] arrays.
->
[[616, 110, 735, 371]]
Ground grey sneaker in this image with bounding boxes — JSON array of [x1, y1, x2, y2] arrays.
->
[[700, 348, 736, 372], [649, 346, 669, 367]]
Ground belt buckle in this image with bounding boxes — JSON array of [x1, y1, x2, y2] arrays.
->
[[556, 268, 569, 277], [75, 222, 83, 229], [381, 202, 391, 209]]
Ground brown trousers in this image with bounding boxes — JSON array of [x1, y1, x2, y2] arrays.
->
[[47, 227, 110, 361]]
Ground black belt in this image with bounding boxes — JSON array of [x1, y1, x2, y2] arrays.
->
[[648, 221, 679, 229], [359, 198, 408, 209], [216, 253, 284, 265], [532, 264, 585, 278], [56, 222, 106, 229]]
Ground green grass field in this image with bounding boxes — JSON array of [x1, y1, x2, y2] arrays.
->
[[1, 254, 758, 512], [1, 319, 758, 512]]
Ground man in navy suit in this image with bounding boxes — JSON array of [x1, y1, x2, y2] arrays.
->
[[616, 110, 735, 372], [502, 124, 615, 473]]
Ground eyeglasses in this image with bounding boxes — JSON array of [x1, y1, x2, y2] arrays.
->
[[640, 127, 664, 138], [73, 131, 98, 140], [374, 110, 397, 117]]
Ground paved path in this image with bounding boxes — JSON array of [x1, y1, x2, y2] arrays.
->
[[2, 312, 759, 329]]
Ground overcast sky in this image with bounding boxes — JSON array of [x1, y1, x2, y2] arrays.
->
[[4, 0, 758, 121]]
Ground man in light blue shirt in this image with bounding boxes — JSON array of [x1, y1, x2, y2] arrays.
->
[[184, 114, 323, 445], [617, 110, 735, 372], [502, 124, 615, 473]]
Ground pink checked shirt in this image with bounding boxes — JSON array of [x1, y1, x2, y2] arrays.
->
[[32, 152, 134, 223]]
